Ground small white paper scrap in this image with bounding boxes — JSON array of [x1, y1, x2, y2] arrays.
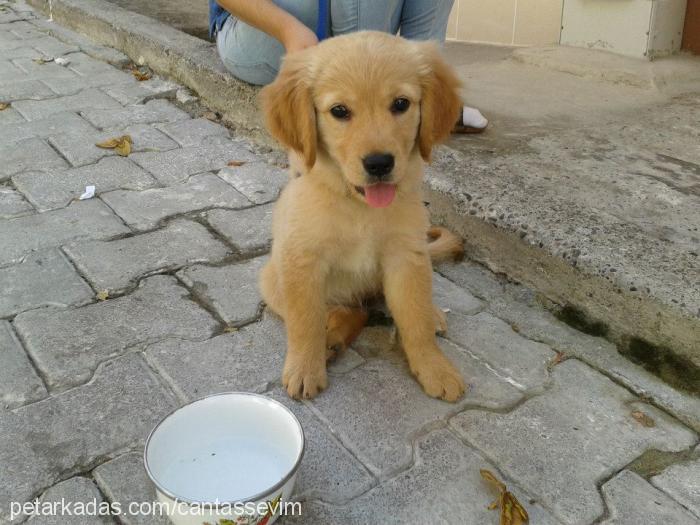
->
[[79, 185, 96, 200], [54, 57, 71, 66]]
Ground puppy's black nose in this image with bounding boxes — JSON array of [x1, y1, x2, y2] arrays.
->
[[362, 153, 395, 178]]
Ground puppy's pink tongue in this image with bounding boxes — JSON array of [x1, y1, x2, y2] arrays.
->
[[364, 183, 396, 208]]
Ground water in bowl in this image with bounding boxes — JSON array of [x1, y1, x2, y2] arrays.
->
[[160, 435, 290, 503]]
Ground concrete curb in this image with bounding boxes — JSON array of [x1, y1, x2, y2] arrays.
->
[[425, 173, 700, 384], [26, 0, 699, 378]]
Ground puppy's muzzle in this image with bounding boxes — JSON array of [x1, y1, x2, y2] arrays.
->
[[362, 153, 394, 182]]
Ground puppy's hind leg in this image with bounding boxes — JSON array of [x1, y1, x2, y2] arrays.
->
[[260, 260, 285, 318], [326, 306, 368, 361]]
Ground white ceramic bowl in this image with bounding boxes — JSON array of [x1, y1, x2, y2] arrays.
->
[[144, 393, 304, 525]]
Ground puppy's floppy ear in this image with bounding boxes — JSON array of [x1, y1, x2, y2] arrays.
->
[[416, 42, 463, 162], [260, 52, 317, 169]]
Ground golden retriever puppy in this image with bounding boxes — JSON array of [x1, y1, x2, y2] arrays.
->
[[260, 31, 465, 401]]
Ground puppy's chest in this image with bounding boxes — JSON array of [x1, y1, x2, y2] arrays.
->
[[333, 238, 380, 276], [325, 237, 383, 300]]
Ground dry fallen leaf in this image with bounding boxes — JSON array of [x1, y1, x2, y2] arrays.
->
[[548, 350, 567, 369], [631, 410, 656, 427], [33, 56, 54, 64], [0, 102, 9, 111], [96, 135, 132, 156], [481, 469, 529, 525], [96, 290, 109, 301], [223, 326, 239, 333], [227, 160, 246, 167], [131, 67, 152, 81]]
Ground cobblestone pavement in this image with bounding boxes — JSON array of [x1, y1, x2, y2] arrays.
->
[[1, 3, 699, 525]]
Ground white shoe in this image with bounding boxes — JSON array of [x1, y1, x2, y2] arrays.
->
[[460, 106, 488, 129]]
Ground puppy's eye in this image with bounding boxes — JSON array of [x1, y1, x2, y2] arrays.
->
[[391, 97, 410, 114], [330, 105, 351, 120]]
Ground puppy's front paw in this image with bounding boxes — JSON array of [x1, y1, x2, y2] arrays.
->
[[282, 356, 328, 400], [411, 351, 465, 402]]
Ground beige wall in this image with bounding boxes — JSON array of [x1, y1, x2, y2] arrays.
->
[[560, 0, 687, 58], [446, 0, 563, 46]]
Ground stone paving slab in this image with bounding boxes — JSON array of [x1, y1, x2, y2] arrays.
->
[[0, 199, 129, 266], [14, 156, 157, 210], [217, 162, 289, 204], [101, 79, 178, 105], [432, 273, 484, 316], [145, 315, 286, 402], [0, 33, 28, 51], [0, 137, 67, 180], [444, 311, 555, 393], [0, 353, 176, 522], [64, 52, 128, 78], [155, 117, 230, 147], [48, 123, 179, 167], [176, 256, 267, 327], [451, 359, 697, 525], [12, 87, 121, 121], [0, 57, 25, 79], [100, 172, 250, 230], [0, 249, 93, 318], [0, 10, 32, 23], [130, 136, 259, 185], [206, 204, 274, 255], [267, 388, 376, 504], [650, 446, 700, 518], [0, 44, 37, 59], [40, 70, 137, 95], [0, 320, 46, 410], [439, 260, 700, 432], [26, 477, 112, 525], [81, 99, 190, 130], [10, 57, 75, 84], [0, 106, 27, 125], [30, 35, 80, 57], [0, 111, 96, 148], [0, 78, 54, 100], [307, 338, 523, 477], [92, 453, 171, 525], [286, 428, 560, 525], [0, 186, 33, 218], [4, 20, 43, 40], [600, 470, 699, 525], [64, 220, 231, 293], [13, 275, 218, 390]]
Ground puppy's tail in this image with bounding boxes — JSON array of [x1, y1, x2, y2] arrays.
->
[[428, 226, 464, 262]]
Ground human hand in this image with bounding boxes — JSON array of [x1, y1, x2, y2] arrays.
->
[[282, 22, 318, 53]]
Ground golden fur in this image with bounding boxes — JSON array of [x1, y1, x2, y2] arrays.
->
[[259, 31, 465, 401]]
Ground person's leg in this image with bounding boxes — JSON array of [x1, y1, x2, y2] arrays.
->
[[330, 0, 403, 36], [397, 0, 454, 41], [216, 0, 317, 85]]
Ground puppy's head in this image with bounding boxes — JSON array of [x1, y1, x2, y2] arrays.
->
[[261, 32, 462, 208]]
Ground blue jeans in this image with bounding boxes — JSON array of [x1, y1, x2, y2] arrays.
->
[[216, 0, 455, 86]]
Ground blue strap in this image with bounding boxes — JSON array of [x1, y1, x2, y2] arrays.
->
[[315, 0, 330, 40]]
